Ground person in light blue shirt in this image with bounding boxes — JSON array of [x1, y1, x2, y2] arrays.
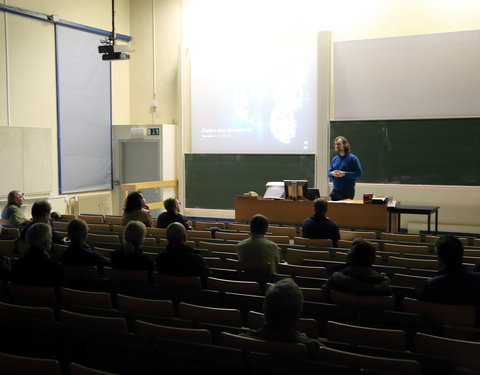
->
[[328, 136, 362, 201]]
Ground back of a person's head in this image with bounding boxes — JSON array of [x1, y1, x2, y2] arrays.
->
[[436, 235, 463, 268], [166, 222, 187, 244], [67, 219, 88, 243], [31, 200, 52, 219], [347, 239, 376, 267], [313, 198, 328, 216], [250, 214, 269, 235], [124, 191, 143, 213], [123, 220, 146, 247], [26, 222, 52, 252], [163, 198, 178, 212], [263, 278, 303, 331]]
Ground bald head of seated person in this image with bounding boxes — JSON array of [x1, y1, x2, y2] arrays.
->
[[11, 222, 65, 287], [302, 198, 340, 247], [156, 222, 210, 278], [156, 197, 192, 230], [1, 190, 27, 226], [235, 214, 281, 273], [418, 235, 480, 306], [20, 200, 66, 245]]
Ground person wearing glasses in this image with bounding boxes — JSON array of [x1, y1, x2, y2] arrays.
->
[[328, 136, 362, 201]]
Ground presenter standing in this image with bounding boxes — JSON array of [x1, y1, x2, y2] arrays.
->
[[328, 136, 362, 201]]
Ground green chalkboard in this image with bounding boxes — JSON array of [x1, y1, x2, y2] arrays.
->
[[185, 154, 315, 209], [331, 118, 480, 186]]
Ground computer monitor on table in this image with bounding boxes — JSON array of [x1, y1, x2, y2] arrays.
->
[[284, 180, 308, 201]]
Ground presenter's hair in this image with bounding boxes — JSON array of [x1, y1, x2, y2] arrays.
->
[[250, 214, 269, 235], [348, 239, 376, 266], [124, 191, 144, 212], [163, 197, 178, 212], [313, 198, 328, 216], [436, 235, 463, 267], [263, 278, 303, 331], [31, 201, 52, 219], [335, 136, 351, 153], [67, 219, 88, 242]]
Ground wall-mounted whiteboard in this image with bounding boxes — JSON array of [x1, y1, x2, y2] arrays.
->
[[334, 30, 480, 120], [56, 25, 112, 193]]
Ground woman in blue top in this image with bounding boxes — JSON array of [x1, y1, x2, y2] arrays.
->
[[328, 136, 362, 201]]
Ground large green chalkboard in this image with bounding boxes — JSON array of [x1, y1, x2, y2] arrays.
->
[[185, 154, 315, 209], [331, 118, 480, 186]]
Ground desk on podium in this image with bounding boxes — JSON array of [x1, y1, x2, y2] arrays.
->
[[235, 197, 390, 231]]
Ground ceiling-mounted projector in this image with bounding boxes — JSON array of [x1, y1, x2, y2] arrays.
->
[[98, 44, 130, 61]]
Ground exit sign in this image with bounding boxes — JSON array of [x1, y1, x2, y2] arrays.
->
[[148, 128, 160, 136]]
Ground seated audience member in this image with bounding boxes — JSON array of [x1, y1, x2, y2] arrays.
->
[[323, 239, 391, 297], [11, 222, 65, 286], [110, 220, 154, 275], [61, 219, 110, 268], [418, 235, 480, 305], [156, 198, 192, 230], [156, 222, 211, 279], [241, 278, 322, 351], [236, 214, 281, 273], [1, 190, 27, 226], [122, 191, 153, 227], [20, 201, 66, 245], [302, 198, 340, 246]]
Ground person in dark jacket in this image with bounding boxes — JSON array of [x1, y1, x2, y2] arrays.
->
[[302, 198, 340, 246], [11, 222, 65, 287], [418, 235, 480, 306], [156, 222, 210, 279], [156, 198, 192, 230], [20, 200, 65, 245], [61, 219, 110, 268], [323, 239, 391, 297]]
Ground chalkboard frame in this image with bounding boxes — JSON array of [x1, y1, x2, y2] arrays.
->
[[185, 154, 316, 209], [331, 118, 480, 186]]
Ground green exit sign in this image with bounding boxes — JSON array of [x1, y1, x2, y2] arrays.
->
[[148, 128, 160, 136]]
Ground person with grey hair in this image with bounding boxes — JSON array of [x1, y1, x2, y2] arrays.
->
[[61, 219, 110, 268], [156, 222, 210, 279], [156, 197, 192, 230], [323, 239, 391, 298], [302, 198, 340, 246], [241, 278, 322, 351], [236, 214, 281, 273], [1, 190, 27, 226], [11, 222, 65, 286], [110, 220, 154, 276]]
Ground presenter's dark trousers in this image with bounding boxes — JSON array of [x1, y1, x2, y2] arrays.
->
[[330, 189, 355, 201]]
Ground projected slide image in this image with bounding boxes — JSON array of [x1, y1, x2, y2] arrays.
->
[[191, 41, 317, 153]]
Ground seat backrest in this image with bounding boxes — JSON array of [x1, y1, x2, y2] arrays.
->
[[415, 332, 480, 370], [106, 268, 149, 283], [390, 273, 428, 289], [330, 290, 395, 311], [403, 298, 476, 327], [70, 362, 117, 375], [266, 226, 297, 239], [62, 265, 99, 280], [0, 351, 61, 375], [294, 237, 333, 247], [206, 277, 262, 295], [188, 230, 213, 239], [339, 230, 377, 240], [116, 294, 174, 317], [264, 235, 290, 244], [194, 221, 225, 230], [300, 287, 326, 302], [104, 215, 124, 225], [387, 256, 439, 270], [314, 346, 420, 375], [380, 232, 421, 242], [198, 241, 237, 253], [87, 233, 120, 246], [277, 263, 328, 278], [285, 248, 331, 265], [0, 239, 16, 256], [60, 287, 112, 309], [215, 232, 249, 241], [227, 223, 250, 232], [219, 331, 308, 359], [326, 320, 407, 351], [135, 320, 212, 344], [247, 311, 319, 338], [384, 243, 430, 254], [0, 301, 55, 322], [178, 302, 242, 327], [142, 237, 156, 247], [78, 214, 105, 223], [60, 309, 128, 333], [153, 273, 202, 288], [9, 283, 57, 305]]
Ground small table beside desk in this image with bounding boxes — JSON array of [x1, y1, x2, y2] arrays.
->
[[387, 205, 439, 234]]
